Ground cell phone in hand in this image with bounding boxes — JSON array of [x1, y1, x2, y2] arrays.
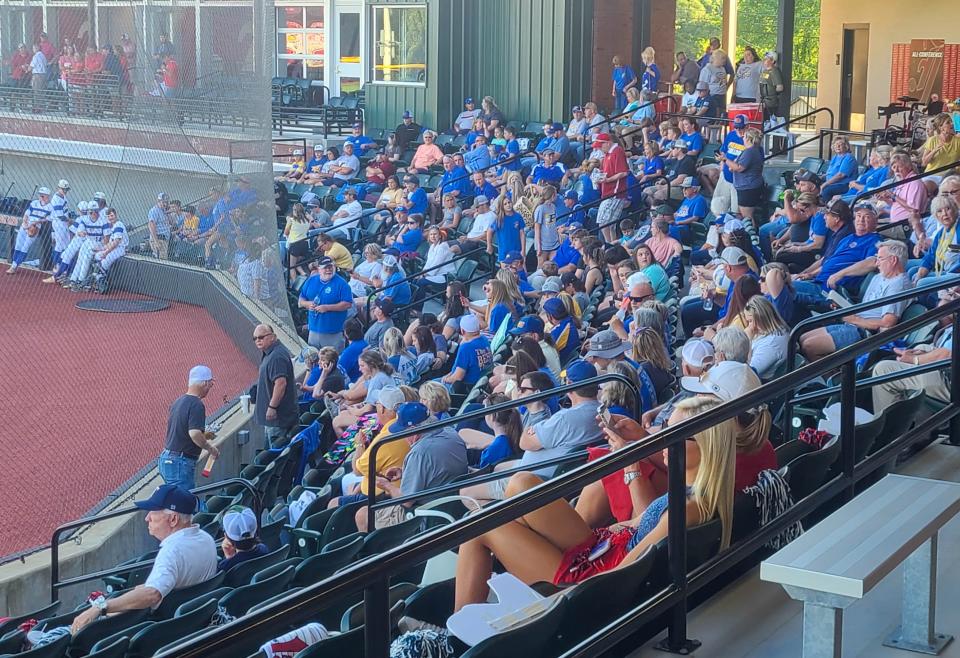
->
[[599, 406, 614, 429]]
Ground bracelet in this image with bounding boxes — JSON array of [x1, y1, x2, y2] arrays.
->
[[268, 405, 278, 410]]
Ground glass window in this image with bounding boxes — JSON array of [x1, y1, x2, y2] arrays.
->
[[276, 6, 324, 80], [371, 5, 426, 84]]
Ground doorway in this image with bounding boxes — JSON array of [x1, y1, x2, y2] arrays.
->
[[333, 5, 361, 96], [840, 26, 869, 132]]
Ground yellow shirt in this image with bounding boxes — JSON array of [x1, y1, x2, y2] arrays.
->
[[285, 217, 310, 243], [325, 241, 354, 271], [354, 420, 411, 496], [182, 214, 199, 231], [923, 135, 960, 172]]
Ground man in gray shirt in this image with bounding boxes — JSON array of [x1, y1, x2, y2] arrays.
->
[[364, 298, 395, 347], [356, 402, 468, 531], [519, 359, 602, 478], [253, 324, 298, 448], [148, 192, 172, 259]]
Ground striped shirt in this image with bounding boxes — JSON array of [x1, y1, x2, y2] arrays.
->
[[24, 200, 52, 226], [107, 221, 129, 249]]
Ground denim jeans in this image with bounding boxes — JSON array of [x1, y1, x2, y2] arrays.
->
[[158, 450, 197, 491], [264, 424, 296, 449], [759, 216, 789, 261]]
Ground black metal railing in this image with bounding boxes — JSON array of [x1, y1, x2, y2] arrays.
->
[[593, 95, 679, 136], [285, 208, 397, 281], [762, 107, 836, 161], [50, 478, 260, 603], [788, 80, 819, 129], [852, 158, 960, 207], [434, 147, 540, 195], [156, 293, 960, 658], [365, 372, 643, 530]]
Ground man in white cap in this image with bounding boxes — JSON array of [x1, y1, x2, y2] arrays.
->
[[680, 245, 756, 337], [157, 365, 219, 492], [680, 359, 761, 403], [441, 314, 492, 393], [148, 192, 171, 259], [47, 201, 87, 283], [45, 179, 71, 274], [643, 338, 716, 431], [218, 506, 267, 572], [7, 186, 52, 274]]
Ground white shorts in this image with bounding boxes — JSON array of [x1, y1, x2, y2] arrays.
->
[[711, 175, 739, 216]]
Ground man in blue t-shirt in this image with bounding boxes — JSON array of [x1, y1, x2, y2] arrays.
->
[[553, 224, 584, 273], [673, 176, 708, 242], [442, 314, 492, 392], [298, 256, 354, 350], [528, 149, 566, 188], [403, 175, 429, 215], [345, 122, 377, 155], [711, 114, 747, 215], [794, 201, 882, 295]]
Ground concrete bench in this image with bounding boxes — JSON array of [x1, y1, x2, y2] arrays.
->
[[760, 474, 960, 657]]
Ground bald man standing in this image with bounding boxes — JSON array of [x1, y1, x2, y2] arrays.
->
[[253, 324, 298, 448]]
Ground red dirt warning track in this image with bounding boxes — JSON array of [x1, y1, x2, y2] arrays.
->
[[0, 270, 258, 557]]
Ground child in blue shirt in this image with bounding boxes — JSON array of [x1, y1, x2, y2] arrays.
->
[[488, 198, 526, 261]]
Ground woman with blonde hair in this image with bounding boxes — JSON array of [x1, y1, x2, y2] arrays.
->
[[630, 325, 674, 397], [743, 296, 790, 381], [699, 48, 732, 113], [419, 380, 452, 418], [495, 267, 526, 307], [599, 361, 640, 417], [453, 395, 736, 608], [920, 113, 960, 174], [330, 349, 396, 434], [820, 135, 858, 201], [381, 326, 418, 385], [640, 46, 660, 93]]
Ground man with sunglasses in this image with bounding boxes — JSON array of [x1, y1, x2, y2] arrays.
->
[[609, 277, 655, 340], [759, 169, 822, 260], [253, 324, 298, 448], [771, 191, 825, 270]]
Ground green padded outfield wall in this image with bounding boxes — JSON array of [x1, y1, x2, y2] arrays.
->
[[364, 0, 595, 133]]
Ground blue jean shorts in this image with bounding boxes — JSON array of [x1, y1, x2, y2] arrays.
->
[[825, 323, 866, 349]]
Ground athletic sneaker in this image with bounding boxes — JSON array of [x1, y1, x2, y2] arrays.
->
[[42, 275, 56, 283], [6, 263, 17, 274]]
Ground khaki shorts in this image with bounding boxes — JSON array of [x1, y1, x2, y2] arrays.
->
[[373, 504, 408, 529]]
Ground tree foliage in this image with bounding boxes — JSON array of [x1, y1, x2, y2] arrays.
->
[[675, 0, 820, 80]]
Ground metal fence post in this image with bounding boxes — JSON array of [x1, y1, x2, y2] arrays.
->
[[950, 314, 960, 446], [364, 578, 391, 658], [655, 440, 700, 654], [840, 362, 857, 500]]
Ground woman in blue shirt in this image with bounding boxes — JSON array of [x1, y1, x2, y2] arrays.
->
[[611, 55, 638, 112], [820, 136, 859, 202], [638, 141, 665, 186], [640, 47, 660, 92], [472, 395, 523, 469], [392, 213, 424, 253], [485, 278, 517, 334], [487, 196, 525, 262]]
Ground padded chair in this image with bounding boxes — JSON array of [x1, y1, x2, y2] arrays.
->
[[782, 437, 841, 501], [827, 412, 887, 480], [360, 517, 424, 559], [459, 596, 568, 658], [292, 508, 337, 557], [219, 565, 296, 618], [0, 601, 61, 636], [67, 608, 150, 656], [0, 630, 26, 655], [173, 586, 233, 617], [223, 544, 291, 587], [294, 626, 364, 658], [775, 439, 813, 468], [547, 545, 657, 654], [101, 550, 158, 593], [126, 598, 219, 658], [867, 389, 926, 477], [3, 633, 69, 658], [84, 636, 129, 658], [246, 587, 303, 614], [153, 571, 225, 620], [319, 501, 366, 547], [339, 582, 417, 631], [731, 490, 762, 543], [260, 516, 286, 550], [292, 534, 365, 587]]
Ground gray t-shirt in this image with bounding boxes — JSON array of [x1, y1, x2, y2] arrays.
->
[[858, 273, 912, 321], [750, 331, 789, 381], [148, 204, 170, 237], [522, 407, 552, 430], [364, 371, 395, 405], [734, 61, 762, 100], [534, 202, 561, 251], [400, 426, 469, 497], [699, 64, 729, 95], [365, 318, 394, 348], [521, 399, 602, 477], [255, 342, 298, 429], [164, 394, 206, 458]]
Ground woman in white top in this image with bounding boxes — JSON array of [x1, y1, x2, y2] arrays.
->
[[421, 224, 457, 296], [743, 295, 790, 381], [350, 243, 384, 303], [732, 46, 762, 104]]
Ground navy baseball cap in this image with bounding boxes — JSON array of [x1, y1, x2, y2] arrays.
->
[[551, 122, 564, 132], [732, 114, 748, 128], [318, 256, 335, 267], [352, 122, 362, 129], [394, 402, 430, 429], [510, 315, 545, 336], [134, 484, 198, 514], [561, 359, 598, 384], [464, 97, 474, 105], [564, 190, 578, 201], [572, 105, 583, 113], [402, 110, 413, 119], [503, 251, 523, 264], [543, 297, 566, 318]]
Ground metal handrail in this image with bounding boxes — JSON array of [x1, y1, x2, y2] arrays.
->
[[366, 372, 643, 530], [390, 267, 490, 317], [433, 147, 540, 193], [852, 158, 960, 206], [815, 128, 876, 160], [592, 95, 678, 135], [50, 478, 260, 602], [761, 107, 836, 161], [551, 175, 671, 234], [158, 298, 960, 658], [782, 274, 960, 439], [790, 358, 949, 406]]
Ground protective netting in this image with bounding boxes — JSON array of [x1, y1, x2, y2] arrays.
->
[[0, 0, 282, 560]]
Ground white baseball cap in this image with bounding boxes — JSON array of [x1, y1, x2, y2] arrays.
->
[[188, 364, 214, 384], [382, 254, 399, 268], [37, 186, 51, 196], [720, 246, 749, 266], [94, 192, 106, 201], [818, 402, 874, 436], [222, 506, 258, 541], [376, 386, 406, 411], [681, 361, 760, 401], [77, 201, 89, 211], [626, 272, 652, 288], [58, 179, 70, 189], [681, 338, 715, 369], [722, 218, 745, 234], [460, 314, 480, 333]]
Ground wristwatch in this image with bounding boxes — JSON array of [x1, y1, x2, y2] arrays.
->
[[623, 470, 643, 486], [95, 598, 109, 616]]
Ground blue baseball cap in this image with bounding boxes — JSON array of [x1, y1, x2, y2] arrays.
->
[[464, 97, 474, 105], [503, 250, 523, 264], [551, 122, 564, 132], [732, 114, 748, 128], [510, 315, 545, 336], [542, 297, 566, 318], [564, 190, 579, 201], [134, 484, 198, 514], [394, 402, 430, 430], [402, 110, 413, 119], [561, 359, 598, 384]]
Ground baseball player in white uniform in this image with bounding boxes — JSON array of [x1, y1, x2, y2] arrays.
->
[[67, 203, 110, 289], [48, 179, 71, 270], [94, 208, 127, 272], [7, 186, 52, 274], [49, 201, 88, 283]]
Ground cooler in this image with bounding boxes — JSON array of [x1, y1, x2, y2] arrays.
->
[[727, 103, 762, 125]]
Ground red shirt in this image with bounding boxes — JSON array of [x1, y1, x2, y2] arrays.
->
[[600, 144, 629, 199], [366, 159, 396, 185], [163, 59, 179, 88], [735, 439, 777, 490], [10, 51, 30, 80]]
